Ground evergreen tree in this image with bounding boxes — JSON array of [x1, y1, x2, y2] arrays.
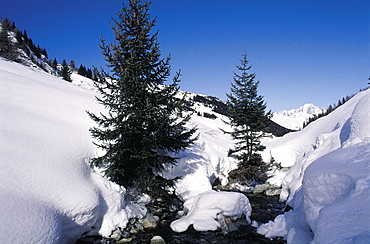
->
[[78, 64, 87, 76], [224, 52, 271, 182], [0, 19, 18, 61], [58, 59, 72, 82], [70, 60, 76, 70], [87, 0, 197, 197], [51, 58, 58, 70]]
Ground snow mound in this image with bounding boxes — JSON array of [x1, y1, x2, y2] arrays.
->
[[0, 60, 146, 243], [170, 190, 251, 232], [258, 88, 370, 243]]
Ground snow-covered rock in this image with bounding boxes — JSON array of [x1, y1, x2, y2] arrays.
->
[[170, 190, 251, 232], [272, 103, 324, 130], [258, 88, 370, 243]]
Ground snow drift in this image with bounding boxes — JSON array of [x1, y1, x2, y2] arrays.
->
[[258, 88, 370, 243], [0, 60, 146, 243]]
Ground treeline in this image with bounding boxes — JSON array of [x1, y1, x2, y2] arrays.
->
[[0, 18, 96, 81], [303, 94, 354, 128], [0, 18, 49, 67]]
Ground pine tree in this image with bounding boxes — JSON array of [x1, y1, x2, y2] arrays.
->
[[224, 52, 271, 182], [78, 64, 87, 76], [58, 59, 72, 82], [70, 60, 76, 70], [51, 58, 58, 70], [0, 19, 18, 61], [87, 0, 196, 197]]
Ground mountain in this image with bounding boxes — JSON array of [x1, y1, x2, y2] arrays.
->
[[258, 87, 370, 243], [271, 103, 325, 130]]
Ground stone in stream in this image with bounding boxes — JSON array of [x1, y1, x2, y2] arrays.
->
[[265, 187, 281, 196], [150, 235, 166, 244], [110, 228, 123, 240], [138, 213, 160, 229], [253, 184, 270, 194]]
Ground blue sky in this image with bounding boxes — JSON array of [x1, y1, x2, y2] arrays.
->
[[1, 0, 369, 111]]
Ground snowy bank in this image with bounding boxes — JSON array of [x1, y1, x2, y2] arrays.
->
[[0, 60, 146, 243], [258, 88, 370, 243]]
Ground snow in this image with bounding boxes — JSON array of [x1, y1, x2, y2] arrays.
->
[[162, 109, 238, 207], [5, 53, 368, 243], [258, 88, 370, 243], [0, 59, 242, 242], [170, 190, 251, 232], [272, 103, 324, 130], [0, 59, 146, 243]]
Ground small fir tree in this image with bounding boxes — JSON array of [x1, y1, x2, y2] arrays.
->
[[87, 0, 196, 197], [58, 59, 72, 82], [224, 52, 271, 182]]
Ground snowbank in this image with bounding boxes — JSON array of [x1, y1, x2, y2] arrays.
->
[[0, 60, 145, 243], [170, 190, 251, 232], [162, 113, 237, 208], [258, 88, 370, 243]]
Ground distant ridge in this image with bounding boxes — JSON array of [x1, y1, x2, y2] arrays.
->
[[272, 103, 325, 130]]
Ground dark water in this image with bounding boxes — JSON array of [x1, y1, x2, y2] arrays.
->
[[77, 193, 286, 244]]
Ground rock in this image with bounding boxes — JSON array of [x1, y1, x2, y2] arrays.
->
[[129, 226, 138, 234], [122, 230, 131, 238], [227, 221, 239, 232], [139, 213, 159, 229], [134, 221, 145, 232], [253, 184, 270, 194], [150, 235, 166, 244], [110, 228, 123, 241], [217, 215, 229, 234], [129, 218, 136, 225], [265, 188, 281, 196], [117, 237, 133, 243]]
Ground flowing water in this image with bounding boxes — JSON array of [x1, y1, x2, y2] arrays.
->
[[77, 193, 286, 244]]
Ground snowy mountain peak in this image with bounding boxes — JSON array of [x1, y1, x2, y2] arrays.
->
[[272, 103, 325, 130]]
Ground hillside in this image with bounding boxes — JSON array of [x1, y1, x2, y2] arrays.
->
[[258, 86, 370, 243]]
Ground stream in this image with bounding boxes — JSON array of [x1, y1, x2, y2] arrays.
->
[[77, 193, 286, 244]]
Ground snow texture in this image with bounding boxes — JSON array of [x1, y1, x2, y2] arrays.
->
[[0, 60, 146, 243], [170, 190, 251, 232], [258, 88, 370, 243]]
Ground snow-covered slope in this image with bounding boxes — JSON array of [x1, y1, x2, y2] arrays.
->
[[0, 59, 147, 243], [258, 88, 370, 243], [272, 103, 324, 130], [0, 59, 241, 242]]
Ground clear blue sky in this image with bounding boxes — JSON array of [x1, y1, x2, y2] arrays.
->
[[1, 0, 369, 111]]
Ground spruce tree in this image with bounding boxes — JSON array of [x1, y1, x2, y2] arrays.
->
[[58, 59, 72, 82], [0, 19, 18, 61], [87, 0, 196, 197], [224, 52, 271, 182]]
